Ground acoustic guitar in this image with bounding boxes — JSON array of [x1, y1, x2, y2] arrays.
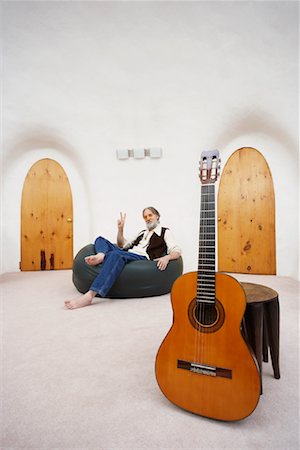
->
[[155, 150, 261, 421]]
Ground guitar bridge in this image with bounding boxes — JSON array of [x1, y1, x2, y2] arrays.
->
[[178, 359, 232, 379]]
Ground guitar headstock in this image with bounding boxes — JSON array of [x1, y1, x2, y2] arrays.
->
[[199, 150, 220, 185]]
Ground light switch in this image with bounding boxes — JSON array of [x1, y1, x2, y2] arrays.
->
[[133, 148, 145, 159], [116, 149, 129, 160], [149, 147, 162, 158]]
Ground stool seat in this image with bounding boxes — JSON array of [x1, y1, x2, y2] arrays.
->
[[241, 282, 278, 303], [241, 282, 280, 394]]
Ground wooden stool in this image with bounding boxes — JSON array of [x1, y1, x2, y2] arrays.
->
[[241, 282, 280, 394]]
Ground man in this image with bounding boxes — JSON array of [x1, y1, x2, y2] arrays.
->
[[65, 207, 181, 309]]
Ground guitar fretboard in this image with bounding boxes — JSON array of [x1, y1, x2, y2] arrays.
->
[[197, 184, 216, 304]]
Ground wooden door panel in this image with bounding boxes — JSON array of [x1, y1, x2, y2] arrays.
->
[[21, 161, 49, 270], [218, 148, 276, 275], [46, 159, 73, 269], [21, 158, 73, 271]]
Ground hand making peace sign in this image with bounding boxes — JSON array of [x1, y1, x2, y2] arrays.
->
[[117, 212, 126, 231]]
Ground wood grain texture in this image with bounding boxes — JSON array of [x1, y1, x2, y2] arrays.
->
[[155, 272, 261, 421], [218, 147, 276, 274], [21, 158, 73, 270]]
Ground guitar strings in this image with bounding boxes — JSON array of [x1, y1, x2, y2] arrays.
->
[[196, 183, 216, 370]]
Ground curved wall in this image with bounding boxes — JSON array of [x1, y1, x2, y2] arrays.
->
[[1, 1, 298, 279]]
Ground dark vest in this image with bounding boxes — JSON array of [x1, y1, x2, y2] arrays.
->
[[129, 227, 168, 260]]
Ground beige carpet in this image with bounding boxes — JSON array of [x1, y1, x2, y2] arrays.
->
[[1, 270, 299, 450]]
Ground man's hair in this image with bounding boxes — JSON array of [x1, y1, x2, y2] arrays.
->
[[143, 206, 160, 219]]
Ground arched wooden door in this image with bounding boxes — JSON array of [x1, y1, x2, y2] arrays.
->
[[21, 158, 73, 271], [218, 147, 276, 275]]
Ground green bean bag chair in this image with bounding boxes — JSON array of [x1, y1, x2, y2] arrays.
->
[[72, 244, 183, 298]]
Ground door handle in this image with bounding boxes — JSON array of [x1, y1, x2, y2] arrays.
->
[[67, 218, 72, 222], [40, 250, 46, 270], [50, 253, 54, 270]]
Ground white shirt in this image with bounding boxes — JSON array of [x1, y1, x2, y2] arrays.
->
[[123, 225, 181, 260]]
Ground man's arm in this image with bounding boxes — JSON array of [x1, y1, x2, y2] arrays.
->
[[155, 251, 181, 271], [155, 229, 181, 270], [117, 212, 126, 248]]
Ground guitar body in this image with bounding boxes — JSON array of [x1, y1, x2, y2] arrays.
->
[[155, 272, 261, 421]]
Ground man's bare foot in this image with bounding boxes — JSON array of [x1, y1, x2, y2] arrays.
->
[[85, 252, 105, 266], [64, 290, 96, 309]]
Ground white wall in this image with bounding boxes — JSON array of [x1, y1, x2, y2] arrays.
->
[[1, 1, 299, 279]]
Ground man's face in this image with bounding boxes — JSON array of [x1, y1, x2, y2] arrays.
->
[[143, 209, 159, 230]]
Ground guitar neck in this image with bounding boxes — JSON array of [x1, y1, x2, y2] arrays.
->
[[197, 184, 216, 304]]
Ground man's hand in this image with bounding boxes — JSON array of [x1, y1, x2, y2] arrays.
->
[[117, 212, 126, 247], [154, 255, 171, 271], [117, 212, 126, 231]]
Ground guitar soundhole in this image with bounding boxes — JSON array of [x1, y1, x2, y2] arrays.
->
[[195, 303, 218, 326], [188, 298, 225, 333]]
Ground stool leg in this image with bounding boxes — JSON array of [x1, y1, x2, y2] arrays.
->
[[244, 304, 264, 395], [241, 316, 249, 340], [264, 298, 280, 379], [263, 314, 269, 363]]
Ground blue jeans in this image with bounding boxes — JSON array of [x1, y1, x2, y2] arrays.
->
[[90, 236, 147, 297]]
